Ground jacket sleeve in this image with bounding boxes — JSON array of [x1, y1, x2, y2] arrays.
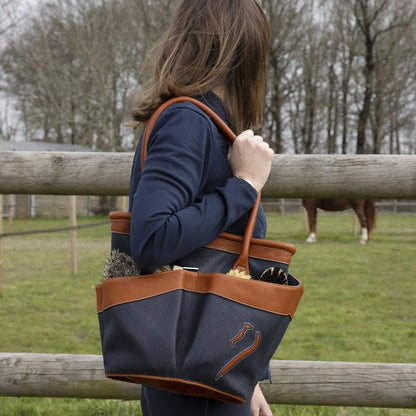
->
[[258, 365, 271, 383], [129, 105, 257, 273]]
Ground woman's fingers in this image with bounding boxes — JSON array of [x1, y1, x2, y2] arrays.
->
[[229, 130, 274, 192]]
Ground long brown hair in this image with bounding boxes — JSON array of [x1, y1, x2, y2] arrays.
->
[[130, 0, 270, 133]]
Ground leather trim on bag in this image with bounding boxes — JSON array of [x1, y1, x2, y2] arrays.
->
[[105, 373, 245, 404], [206, 233, 295, 264], [110, 212, 131, 235], [108, 212, 296, 264], [96, 270, 304, 318]]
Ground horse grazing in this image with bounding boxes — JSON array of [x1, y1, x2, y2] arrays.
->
[[302, 199, 376, 244]]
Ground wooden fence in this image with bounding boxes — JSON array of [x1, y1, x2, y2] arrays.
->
[[0, 152, 415, 198], [0, 151, 415, 408], [1, 353, 415, 408]]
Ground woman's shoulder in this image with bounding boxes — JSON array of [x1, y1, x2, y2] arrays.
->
[[149, 95, 230, 150], [151, 101, 214, 139], [154, 94, 228, 131]]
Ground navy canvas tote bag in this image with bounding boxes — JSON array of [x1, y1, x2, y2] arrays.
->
[[96, 97, 304, 404]]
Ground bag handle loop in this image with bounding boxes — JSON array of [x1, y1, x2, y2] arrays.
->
[[140, 96, 261, 274]]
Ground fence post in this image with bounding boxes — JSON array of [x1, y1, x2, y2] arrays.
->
[[8, 195, 13, 232], [69, 195, 77, 275]]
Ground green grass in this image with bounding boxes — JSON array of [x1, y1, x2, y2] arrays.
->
[[267, 213, 416, 364], [0, 213, 415, 415]]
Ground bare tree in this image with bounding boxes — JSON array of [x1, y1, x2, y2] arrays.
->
[[2, 0, 133, 148], [325, 51, 339, 154], [385, 24, 416, 154], [0, 0, 181, 149], [2, 0, 416, 157], [262, 0, 309, 153], [322, 1, 361, 154], [369, 2, 416, 153], [130, 0, 179, 56], [299, 25, 328, 154], [0, 0, 17, 37], [0, 0, 22, 141], [345, 0, 416, 153]]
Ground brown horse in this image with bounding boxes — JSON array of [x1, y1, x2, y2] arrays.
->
[[302, 199, 376, 244]]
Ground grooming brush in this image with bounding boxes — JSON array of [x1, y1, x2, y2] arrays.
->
[[259, 266, 288, 285], [103, 249, 140, 279]]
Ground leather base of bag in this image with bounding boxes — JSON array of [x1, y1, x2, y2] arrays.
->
[[96, 269, 303, 404]]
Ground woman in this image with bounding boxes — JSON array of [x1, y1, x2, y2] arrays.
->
[[128, 1, 274, 415]]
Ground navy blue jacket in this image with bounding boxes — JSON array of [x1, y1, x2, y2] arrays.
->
[[128, 93, 267, 274]]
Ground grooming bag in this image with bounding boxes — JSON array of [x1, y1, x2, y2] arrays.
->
[[96, 97, 304, 404]]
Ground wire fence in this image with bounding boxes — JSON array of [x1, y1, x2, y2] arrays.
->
[[0, 220, 110, 238], [262, 199, 416, 214]]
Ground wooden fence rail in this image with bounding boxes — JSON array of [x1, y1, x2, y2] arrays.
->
[[0, 354, 415, 408], [0, 152, 415, 198]]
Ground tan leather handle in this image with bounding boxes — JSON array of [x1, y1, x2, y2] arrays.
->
[[140, 96, 261, 274]]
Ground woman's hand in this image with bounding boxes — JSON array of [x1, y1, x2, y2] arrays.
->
[[228, 130, 275, 192], [250, 383, 273, 416]]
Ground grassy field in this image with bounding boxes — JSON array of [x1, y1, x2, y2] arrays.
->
[[0, 212, 415, 415]]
